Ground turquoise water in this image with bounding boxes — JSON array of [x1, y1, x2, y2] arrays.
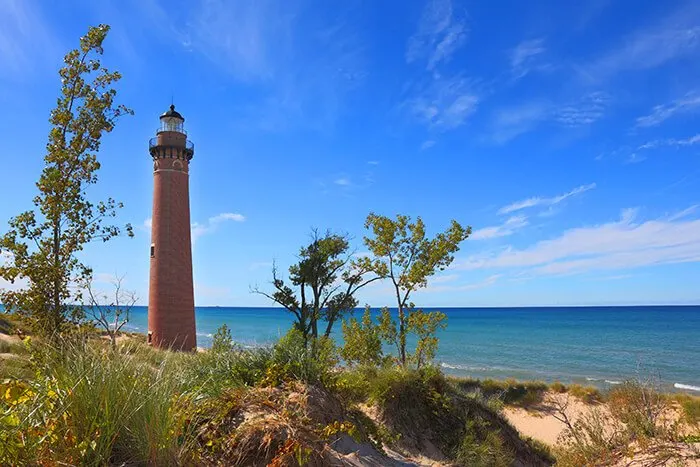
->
[[120, 306, 700, 392]]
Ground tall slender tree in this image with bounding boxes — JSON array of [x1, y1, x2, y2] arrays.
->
[[361, 213, 470, 367], [0, 25, 133, 335]]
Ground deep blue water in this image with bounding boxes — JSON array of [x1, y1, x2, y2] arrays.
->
[[119, 306, 700, 392]]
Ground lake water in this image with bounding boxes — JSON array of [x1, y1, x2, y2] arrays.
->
[[120, 305, 700, 392]]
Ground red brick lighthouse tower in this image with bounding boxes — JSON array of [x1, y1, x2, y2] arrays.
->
[[147, 105, 197, 351]]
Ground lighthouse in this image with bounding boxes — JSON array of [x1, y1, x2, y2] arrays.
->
[[147, 105, 197, 351]]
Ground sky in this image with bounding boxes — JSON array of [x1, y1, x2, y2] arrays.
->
[[0, 0, 699, 307]]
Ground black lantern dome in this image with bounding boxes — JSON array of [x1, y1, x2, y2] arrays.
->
[[158, 104, 185, 133]]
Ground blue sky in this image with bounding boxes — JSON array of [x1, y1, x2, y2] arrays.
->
[[1, 0, 699, 307]]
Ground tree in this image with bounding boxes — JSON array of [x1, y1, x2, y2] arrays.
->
[[82, 275, 137, 349], [0, 25, 133, 335], [341, 305, 384, 366], [254, 231, 381, 346], [211, 324, 234, 353], [361, 213, 470, 367]]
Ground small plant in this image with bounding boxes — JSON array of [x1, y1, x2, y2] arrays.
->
[[567, 384, 602, 404], [340, 306, 385, 367], [550, 381, 567, 393], [211, 324, 234, 353]]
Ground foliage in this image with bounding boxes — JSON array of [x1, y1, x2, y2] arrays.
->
[[254, 231, 381, 344], [81, 274, 136, 349], [451, 377, 548, 408], [211, 323, 234, 353], [262, 328, 338, 387], [550, 381, 567, 393], [567, 384, 603, 404], [607, 379, 670, 440], [553, 378, 697, 466], [674, 394, 700, 427], [361, 213, 470, 367], [456, 418, 514, 467], [0, 339, 199, 466], [0, 24, 133, 336], [340, 306, 386, 367]]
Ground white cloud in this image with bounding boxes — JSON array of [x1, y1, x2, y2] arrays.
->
[[334, 178, 351, 186], [405, 75, 479, 131], [423, 274, 501, 293], [406, 0, 468, 71], [367, 160, 380, 165], [0, 0, 58, 80], [581, 3, 700, 82], [191, 212, 246, 243], [510, 38, 546, 79], [498, 183, 596, 215], [421, 140, 436, 150], [555, 92, 609, 127], [490, 101, 551, 143], [458, 207, 700, 277], [636, 92, 700, 128], [0, 251, 28, 292], [471, 215, 528, 240], [210, 212, 246, 223], [638, 133, 700, 151]]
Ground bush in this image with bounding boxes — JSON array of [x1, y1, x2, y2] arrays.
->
[[567, 384, 603, 404], [453, 378, 548, 408], [211, 323, 234, 353], [263, 328, 338, 387], [341, 306, 385, 367], [607, 380, 669, 440], [456, 418, 514, 466], [0, 339, 200, 466], [673, 394, 700, 428], [550, 381, 567, 393]]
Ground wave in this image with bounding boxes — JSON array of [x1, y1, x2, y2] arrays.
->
[[441, 363, 490, 372], [586, 377, 599, 382], [674, 383, 700, 392], [197, 333, 214, 338], [604, 380, 621, 385]]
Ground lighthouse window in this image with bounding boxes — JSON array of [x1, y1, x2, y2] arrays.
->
[[150, 244, 155, 258], [147, 331, 153, 344]]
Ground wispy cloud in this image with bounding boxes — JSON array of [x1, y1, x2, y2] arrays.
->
[[423, 274, 501, 293], [498, 183, 596, 215], [406, 0, 467, 71], [458, 207, 700, 277], [555, 92, 610, 127], [192, 212, 246, 243], [637, 133, 700, 151], [635, 92, 700, 128], [163, 0, 367, 131], [490, 92, 608, 143], [334, 178, 352, 187], [421, 140, 436, 150], [490, 101, 551, 143], [510, 38, 546, 79], [471, 215, 529, 241], [0, 0, 58, 80], [580, 3, 700, 82], [404, 74, 479, 131]]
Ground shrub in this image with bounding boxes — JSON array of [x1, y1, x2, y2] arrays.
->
[[263, 328, 338, 387], [0, 340, 200, 466], [550, 381, 567, 393], [607, 380, 669, 440], [340, 306, 385, 367], [673, 394, 700, 428], [211, 323, 234, 353], [456, 418, 514, 466], [567, 384, 602, 404], [455, 378, 548, 408]]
